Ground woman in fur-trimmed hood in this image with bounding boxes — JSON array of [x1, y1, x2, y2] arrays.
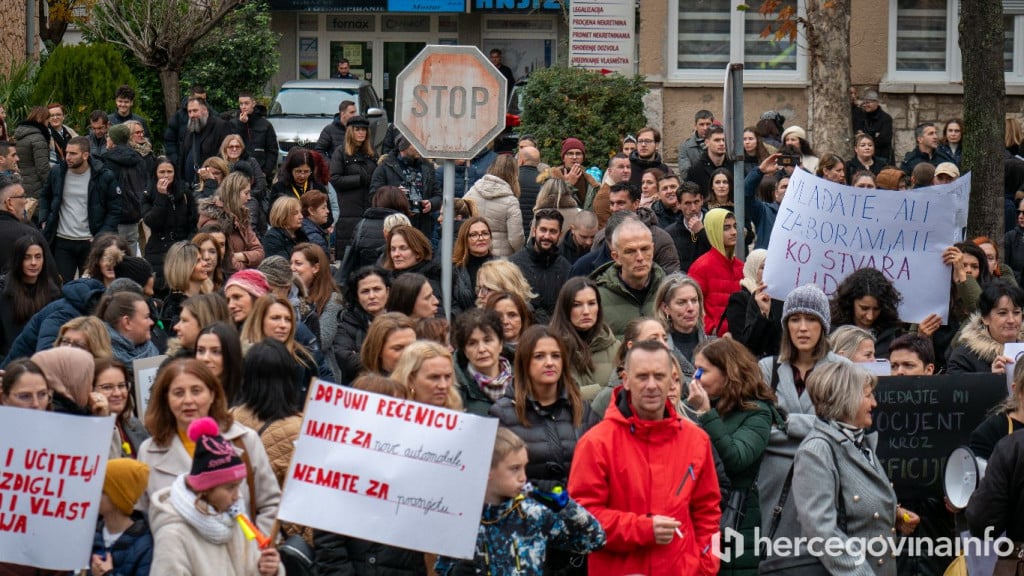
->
[[947, 279, 1024, 374]]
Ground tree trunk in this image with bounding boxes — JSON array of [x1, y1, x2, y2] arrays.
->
[[159, 68, 182, 123], [961, 0, 1006, 244], [804, 0, 852, 158]]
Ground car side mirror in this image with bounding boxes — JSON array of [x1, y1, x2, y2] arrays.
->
[[366, 107, 385, 118]]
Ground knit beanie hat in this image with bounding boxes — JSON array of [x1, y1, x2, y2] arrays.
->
[[103, 459, 149, 515], [561, 137, 585, 158], [109, 123, 131, 146], [114, 256, 153, 288], [224, 269, 270, 298], [258, 256, 293, 289], [781, 125, 807, 143], [186, 417, 246, 492], [781, 284, 831, 334]]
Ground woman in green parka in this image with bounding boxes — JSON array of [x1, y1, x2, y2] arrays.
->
[[452, 307, 515, 416], [688, 337, 776, 576], [549, 276, 621, 402]]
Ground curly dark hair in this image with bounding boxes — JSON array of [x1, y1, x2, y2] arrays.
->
[[830, 268, 903, 331]]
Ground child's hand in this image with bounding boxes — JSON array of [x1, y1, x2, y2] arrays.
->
[[258, 547, 280, 576], [91, 552, 113, 576], [529, 480, 569, 511]]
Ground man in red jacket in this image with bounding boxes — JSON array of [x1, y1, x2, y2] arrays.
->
[[569, 340, 721, 575]]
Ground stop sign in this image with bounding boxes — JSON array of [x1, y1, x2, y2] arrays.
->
[[394, 46, 507, 160]]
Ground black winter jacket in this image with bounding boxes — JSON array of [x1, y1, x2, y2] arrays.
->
[[314, 529, 426, 576], [517, 164, 542, 239], [263, 226, 309, 261], [369, 152, 441, 236], [628, 150, 670, 189], [142, 179, 197, 294], [332, 306, 373, 384], [337, 207, 398, 283], [0, 211, 46, 275], [314, 115, 347, 159], [178, 114, 235, 186], [1006, 227, 1024, 284], [229, 105, 278, 179], [330, 149, 378, 249], [507, 240, 571, 322], [488, 389, 600, 483], [967, 430, 1024, 541], [38, 157, 122, 242], [103, 145, 153, 223]]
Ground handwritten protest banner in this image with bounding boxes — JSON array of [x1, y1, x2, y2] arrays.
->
[[278, 380, 498, 559], [0, 408, 114, 570], [873, 373, 1005, 496], [763, 169, 963, 323]]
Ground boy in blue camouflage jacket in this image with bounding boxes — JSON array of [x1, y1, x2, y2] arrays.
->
[[435, 428, 606, 576]]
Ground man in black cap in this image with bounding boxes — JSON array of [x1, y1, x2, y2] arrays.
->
[[369, 134, 441, 238], [852, 88, 894, 164]]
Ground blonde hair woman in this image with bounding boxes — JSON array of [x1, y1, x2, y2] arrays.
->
[[475, 259, 537, 309], [390, 340, 463, 411]]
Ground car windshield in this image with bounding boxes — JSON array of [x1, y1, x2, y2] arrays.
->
[[270, 88, 360, 116]]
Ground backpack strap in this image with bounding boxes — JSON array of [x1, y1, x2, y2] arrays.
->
[[770, 355, 781, 391]]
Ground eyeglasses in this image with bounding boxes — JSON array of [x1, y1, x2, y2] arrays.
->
[[11, 390, 51, 404], [132, 131, 144, 136], [637, 139, 656, 145], [1018, 210, 1024, 215], [57, 337, 88, 349], [468, 231, 490, 239], [95, 383, 129, 394], [227, 144, 242, 149], [476, 285, 494, 295]]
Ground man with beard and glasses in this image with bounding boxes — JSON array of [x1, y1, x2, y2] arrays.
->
[[178, 96, 234, 190], [508, 208, 571, 323], [39, 137, 121, 282]]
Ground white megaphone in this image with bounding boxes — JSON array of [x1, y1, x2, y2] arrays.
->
[[943, 446, 987, 510]]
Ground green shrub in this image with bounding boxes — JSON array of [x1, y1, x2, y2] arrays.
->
[[31, 43, 137, 133], [0, 61, 40, 125], [181, 0, 281, 114], [519, 67, 648, 167]]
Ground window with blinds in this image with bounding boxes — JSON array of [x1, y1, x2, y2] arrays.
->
[[894, 0, 948, 72], [674, 0, 798, 73]]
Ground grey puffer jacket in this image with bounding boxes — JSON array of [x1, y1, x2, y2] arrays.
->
[[463, 174, 524, 257]]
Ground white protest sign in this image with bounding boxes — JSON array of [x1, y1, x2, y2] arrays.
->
[[0, 408, 115, 570], [133, 355, 166, 418], [763, 169, 961, 323], [1004, 343, 1024, 393], [278, 380, 498, 559]]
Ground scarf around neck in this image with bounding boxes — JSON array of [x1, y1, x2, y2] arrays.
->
[[830, 419, 873, 464], [469, 357, 513, 403], [168, 474, 240, 544]]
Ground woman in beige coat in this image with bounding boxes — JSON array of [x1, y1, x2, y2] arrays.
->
[[138, 358, 280, 534], [463, 155, 524, 257]]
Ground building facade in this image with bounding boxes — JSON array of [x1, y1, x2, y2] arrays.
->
[[269, 0, 567, 119], [644, 0, 1024, 162]]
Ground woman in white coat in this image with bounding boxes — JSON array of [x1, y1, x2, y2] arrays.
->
[[463, 154, 524, 257], [138, 358, 280, 534]]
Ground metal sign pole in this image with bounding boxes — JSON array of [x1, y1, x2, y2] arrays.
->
[[441, 160, 455, 321]]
